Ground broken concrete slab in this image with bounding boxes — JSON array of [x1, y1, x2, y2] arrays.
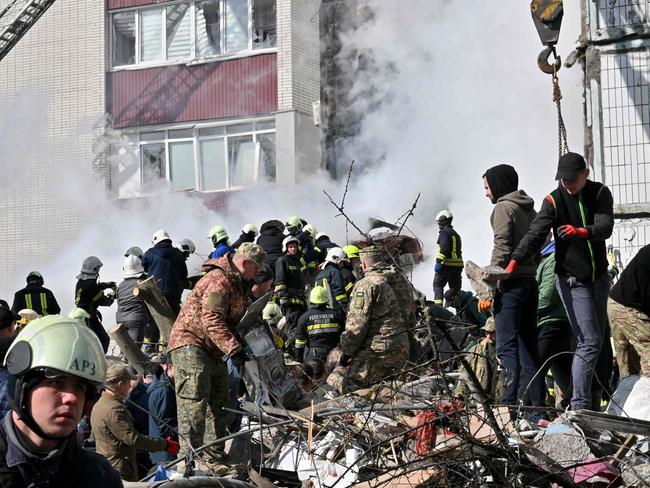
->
[[606, 374, 650, 421]]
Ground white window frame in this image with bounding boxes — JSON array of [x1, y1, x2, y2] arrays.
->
[[124, 117, 276, 197], [109, 0, 275, 71]]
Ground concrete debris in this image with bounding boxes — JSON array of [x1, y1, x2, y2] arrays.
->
[[607, 375, 650, 421], [464, 260, 508, 299]]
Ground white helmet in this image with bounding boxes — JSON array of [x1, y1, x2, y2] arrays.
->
[[303, 223, 318, 237], [315, 232, 329, 241], [152, 229, 171, 245], [325, 247, 346, 264], [76, 256, 103, 280], [178, 238, 196, 255], [435, 209, 453, 222], [242, 223, 259, 236], [282, 235, 300, 253], [123, 254, 145, 279]]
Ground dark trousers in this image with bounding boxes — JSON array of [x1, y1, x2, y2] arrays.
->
[[433, 265, 463, 304], [537, 320, 574, 401], [556, 273, 610, 410], [494, 277, 544, 408]]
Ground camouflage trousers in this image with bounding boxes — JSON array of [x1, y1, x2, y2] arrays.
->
[[172, 346, 229, 462], [328, 354, 403, 393], [609, 299, 650, 378]]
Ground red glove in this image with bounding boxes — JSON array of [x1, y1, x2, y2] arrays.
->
[[477, 299, 492, 313], [165, 437, 179, 456], [504, 260, 518, 274], [557, 225, 588, 240]]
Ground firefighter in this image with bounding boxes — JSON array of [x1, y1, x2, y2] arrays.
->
[[295, 286, 345, 363], [232, 223, 259, 249], [315, 247, 349, 312], [314, 232, 338, 263], [177, 238, 196, 260], [74, 256, 114, 353], [11, 271, 61, 316], [343, 244, 362, 279], [124, 246, 144, 259], [274, 236, 307, 342], [208, 225, 234, 259], [432, 210, 463, 305], [285, 216, 317, 278]]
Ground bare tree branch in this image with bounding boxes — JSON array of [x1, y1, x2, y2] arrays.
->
[[396, 192, 421, 237]]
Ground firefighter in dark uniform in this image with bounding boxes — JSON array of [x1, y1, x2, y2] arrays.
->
[[285, 216, 317, 279], [294, 286, 345, 363], [274, 236, 307, 342], [433, 210, 464, 305], [11, 271, 61, 316], [315, 247, 349, 312]]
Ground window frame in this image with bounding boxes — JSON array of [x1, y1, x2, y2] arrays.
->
[[109, 0, 274, 71], [121, 117, 276, 197]]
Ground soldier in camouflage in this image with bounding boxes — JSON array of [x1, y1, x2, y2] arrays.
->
[[327, 246, 410, 393], [454, 317, 500, 404], [167, 243, 266, 474]]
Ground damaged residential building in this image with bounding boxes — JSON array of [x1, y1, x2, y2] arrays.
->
[[0, 0, 321, 297]]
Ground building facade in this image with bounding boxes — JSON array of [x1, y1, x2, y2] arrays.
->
[[0, 0, 321, 298]]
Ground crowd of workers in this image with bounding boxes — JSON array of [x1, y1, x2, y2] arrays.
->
[[0, 151, 648, 484]]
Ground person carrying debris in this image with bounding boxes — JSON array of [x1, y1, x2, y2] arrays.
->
[[433, 210, 464, 305], [315, 247, 350, 312], [74, 256, 115, 353], [454, 317, 500, 403], [116, 254, 152, 345], [479, 164, 545, 416], [328, 246, 409, 393], [444, 290, 488, 328], [167, 243, 265, 475], [0, 316, 122, 487], [508, 153, 614, 411], [91, 363, 175, 481], [11, 271, 60, 317], [143, 229, 189, 319], [274, 236, 307, 344], [295, 286, 345, 364], [232, 223, 258, 249], [608, 244, 650, 378]]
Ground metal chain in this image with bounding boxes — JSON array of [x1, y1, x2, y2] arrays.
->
[[552, 64, 570, 158]]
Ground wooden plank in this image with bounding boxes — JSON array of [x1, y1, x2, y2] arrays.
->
[[109, 323, 152, 375], [133, 276, 174, 344]]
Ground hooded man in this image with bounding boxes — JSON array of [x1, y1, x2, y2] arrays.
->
[[480, 164, 545, 417], [257, 220, 286, 271], [508, 152, 614, 411]]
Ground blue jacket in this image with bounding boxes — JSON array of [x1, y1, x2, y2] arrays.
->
[[142, 241, 188, 299], [148, 373, 177, 464], [126, 381, 150, 435], [209, 242, 235, 259], [0, 369, 10, 422]]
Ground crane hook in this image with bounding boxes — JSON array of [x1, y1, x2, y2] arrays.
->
[[537, 46, 562, 75]]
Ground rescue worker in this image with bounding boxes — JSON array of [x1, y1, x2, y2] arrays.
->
[[142, 229, 188, 318], [1, 316, 122, 487], [444, 290, 488, 328], [433, 210, 464, 305], [285, 216, 317, 277], [609, 244, 650, 378], [16, 309, 39, 329], [232, 224, 259, 249], [125, 246, 144, 259], [343, 244, 362, 279], [315, 247, 349, 312], [91, 363, 175, 481], [263, 302, 286, 350], [509, 152, 614, 411], [74, 256, 114, 353], [479, 164, 545, 416], [208, 225, 234, 259], [454, 317, 499, 403], [328, 246, 409, 393], [274, 236, 307, 342], [257, 220, 286, 271], [116, 254, 151, 344], [168, 243, 265, 474], [177, 238, 196, 260], [0, 301, 19, 421], [148, 354, 178, 464], [11, 271, 61, 316], [314, 232, 338, 263], [295, 286, 345, 363]]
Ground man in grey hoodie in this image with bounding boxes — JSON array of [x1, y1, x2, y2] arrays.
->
[[480, 164, 545, 417]]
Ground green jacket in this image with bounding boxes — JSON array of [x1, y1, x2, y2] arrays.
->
[[536, 249, 568, 326]]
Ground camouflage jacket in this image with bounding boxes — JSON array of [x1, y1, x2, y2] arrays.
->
[[168, 256, 248, 357], [373, 263, 416, 327], [454, 338, 499, 402], [339, 265, 409, 364]]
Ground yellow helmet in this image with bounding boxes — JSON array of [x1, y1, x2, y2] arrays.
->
[[343, 244, 360, 260], [309, 286, 329, 305]]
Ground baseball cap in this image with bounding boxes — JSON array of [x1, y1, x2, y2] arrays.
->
[[555, 152, 587, 181], [0, 301, 20, 328], [482, 317, 496, 333], [106, 363, 138, 383]]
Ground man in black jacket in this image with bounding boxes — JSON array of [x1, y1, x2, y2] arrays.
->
[[11, 271, 61, 316], [257, 220, 286, 272], [295, 286, 345, 363], [75, 256, 115, 353], [433, 210, 463, 305], [609, 244, 650, 378], [508, 152, 614, 410]]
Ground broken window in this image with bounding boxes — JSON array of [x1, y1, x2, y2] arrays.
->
[[169, 141, 195, 191], [257, 132, 276, 183], [229, 135, 256, 187], [140, 8, 163, 62], [196, 0, 221, 57], [167, 4, 192, 61], [112, 11, 136, 66], [225, 0, 249, 53], [200, 138, 227, 191], [253, 0, 276, 49], [141, 143, 166, 194]]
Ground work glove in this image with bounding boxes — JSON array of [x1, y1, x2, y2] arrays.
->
[[557, 225, 589, 240], [477, 298, 492, 314], [434, 261, 443, 273], [100, 281, 117, 290], [165, 437, 180, 456], [504, 260, 518, 275], [229, 350, 247, 369]]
